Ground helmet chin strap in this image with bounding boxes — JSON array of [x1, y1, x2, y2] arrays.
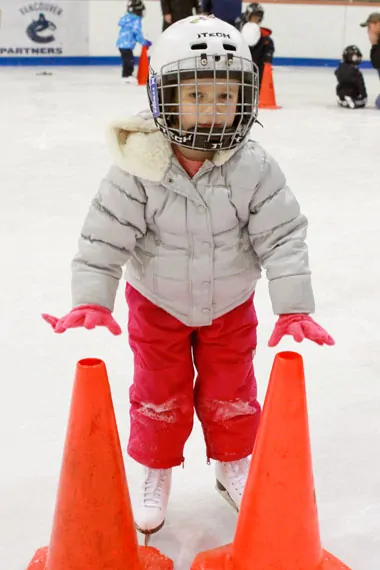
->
[[167, 125, 244, 150], [188, 124, 233, 138]]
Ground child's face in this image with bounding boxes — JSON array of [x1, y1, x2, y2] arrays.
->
[[177, 78, 240, 133], [249, 14, 261, 24]]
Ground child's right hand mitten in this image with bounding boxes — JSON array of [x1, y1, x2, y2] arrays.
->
[[42, 305, 122, 335]]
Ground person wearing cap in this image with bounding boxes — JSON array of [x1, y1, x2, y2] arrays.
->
[[360, 12, 380, 108]]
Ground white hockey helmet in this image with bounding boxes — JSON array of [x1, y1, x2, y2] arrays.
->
[[147, 15, 259, 151], [241, 22, 261, 48]]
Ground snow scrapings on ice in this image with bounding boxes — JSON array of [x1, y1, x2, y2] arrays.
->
[[138, 397, 192, 423], [200, 399, 259, 422]]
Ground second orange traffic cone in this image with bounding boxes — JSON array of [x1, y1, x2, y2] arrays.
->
[[137, 45, 149, 86], [191, 351, 351, 570], [26, 358, 172, 570], [259, 62, 281, 109]]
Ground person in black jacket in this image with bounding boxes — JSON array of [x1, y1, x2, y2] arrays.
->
[[236, 3, 275, 92], [161, 0, 201, 31], [335, 45, 367, 109], [360, 12, 380, 108], [202, 0, 242, 27]]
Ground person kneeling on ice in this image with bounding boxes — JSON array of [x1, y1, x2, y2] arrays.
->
[[335, 45, 367, 109], [42, 15, 334, 541], [116, 0, 151, 83]]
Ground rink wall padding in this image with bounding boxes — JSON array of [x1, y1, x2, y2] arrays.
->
[[0, 56, 376, 68], [0, 0, 379, 67]]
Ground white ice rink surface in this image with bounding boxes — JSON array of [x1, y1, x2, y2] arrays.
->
[[1, 65, 379, 569]]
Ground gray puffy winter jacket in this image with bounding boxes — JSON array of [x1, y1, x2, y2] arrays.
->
[[72, 113, 315, 326]]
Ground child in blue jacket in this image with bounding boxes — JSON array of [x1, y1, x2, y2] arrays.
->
[[117, 0, 151, 81]]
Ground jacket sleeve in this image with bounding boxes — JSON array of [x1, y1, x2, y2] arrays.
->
[[133, 18, 147, 45], [370, 42, 380, 69], [248, 150, 315, 315], [357, 70, 367, 99], [263, 36, 275, 62], [71, 166, 147, 311], [160, 0, 171, 15]]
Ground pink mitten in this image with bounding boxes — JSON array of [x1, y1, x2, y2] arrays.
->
[[268, 314, 334, 347], [42, 304, 122, 335]]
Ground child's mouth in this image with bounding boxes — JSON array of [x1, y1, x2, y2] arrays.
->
[[198, 123, 223, 128]]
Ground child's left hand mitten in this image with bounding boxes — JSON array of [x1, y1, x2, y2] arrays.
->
[[268, 314, 335, 347]]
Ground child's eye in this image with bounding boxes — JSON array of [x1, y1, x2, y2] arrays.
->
[[218, 93, 231, 101], [188, 92, 202, 100]]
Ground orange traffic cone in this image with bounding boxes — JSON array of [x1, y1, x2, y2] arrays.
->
[[191, 352, 351, 570], [259, 62, 281, 109], [26, 358, 172, 570], [137, 45, 149, 86]]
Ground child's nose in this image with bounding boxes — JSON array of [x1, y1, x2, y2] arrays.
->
[[200, 101, 215, 114], [199, 103, 225, 118]]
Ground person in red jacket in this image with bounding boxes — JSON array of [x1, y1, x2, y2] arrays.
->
[[236, 3, 274, 91]]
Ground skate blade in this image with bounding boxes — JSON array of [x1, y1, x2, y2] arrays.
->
[[216, 479, 239, 513], [135, 519, 165, 545]]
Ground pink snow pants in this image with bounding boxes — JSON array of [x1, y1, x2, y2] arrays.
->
[[126, 284, 261, 468]]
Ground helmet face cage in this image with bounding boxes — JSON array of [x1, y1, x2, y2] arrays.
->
[[343, 45, 362, 65], [245, 3, 264, 23], [148, 54, 259, 151]]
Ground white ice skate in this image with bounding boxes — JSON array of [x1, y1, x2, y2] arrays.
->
[[123, 76, 137, 85], [134, 467, 172, 544], [344, 95, 355, 109], [215, 457, 250, 512]]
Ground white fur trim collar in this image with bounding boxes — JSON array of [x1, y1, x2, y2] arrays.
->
[[107, 112, 240, 182]]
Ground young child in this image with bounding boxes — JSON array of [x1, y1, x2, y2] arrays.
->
[[116, 0, 151, 82], [335, 45, 367, 109], [236, 2, 275, 91], [43, 16, 334, 539]]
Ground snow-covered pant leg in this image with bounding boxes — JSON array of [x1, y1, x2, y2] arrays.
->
[[193, 296, 261, 461], [126, 285, 195, 468]]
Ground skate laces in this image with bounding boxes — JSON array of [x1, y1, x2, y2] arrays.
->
[[142, 468, 169, 508]]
